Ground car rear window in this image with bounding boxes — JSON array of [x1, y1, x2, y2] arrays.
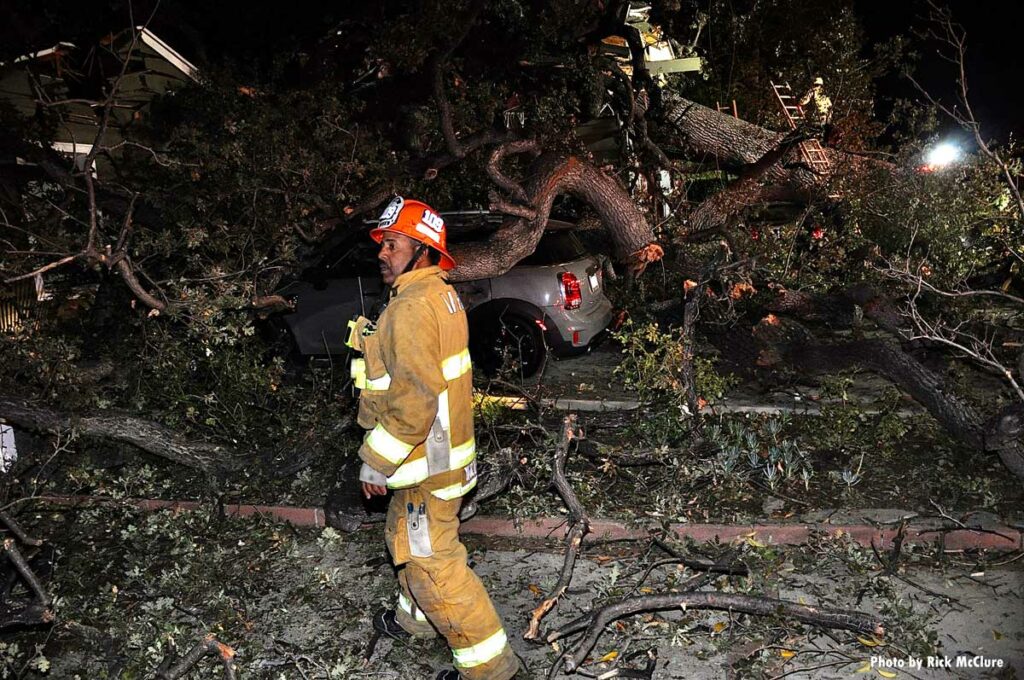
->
[[322, 241, 379, 277], [518, 232, 587, 266]]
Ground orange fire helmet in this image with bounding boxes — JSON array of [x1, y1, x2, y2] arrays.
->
[[369, 197, 457, 271]]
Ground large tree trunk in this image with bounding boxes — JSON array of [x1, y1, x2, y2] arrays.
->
[[0, 398, 241, 475], [660, 96, 888, 237], [664, 95, 788, 171]]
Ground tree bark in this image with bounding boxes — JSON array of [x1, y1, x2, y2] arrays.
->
[[682, 129, 813, 238], [663, 96, 790, 174], [983, 405, 1024, 480], [766, 285, 908, 338], [0, 398, 240, 475]]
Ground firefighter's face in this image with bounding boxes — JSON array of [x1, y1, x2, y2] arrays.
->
[[378, 233, 420, 285]]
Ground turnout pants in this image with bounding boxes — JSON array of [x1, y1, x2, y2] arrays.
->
[[385, 487, 519, 680]]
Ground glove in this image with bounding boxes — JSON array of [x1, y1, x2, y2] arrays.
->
[[359, 462, 388, 487], [344, 315, 376, 352]]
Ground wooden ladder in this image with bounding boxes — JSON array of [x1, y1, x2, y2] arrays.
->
[[770, 81, 830, 174], [799, 138, 831, 174], [770, 81, 804, 130]]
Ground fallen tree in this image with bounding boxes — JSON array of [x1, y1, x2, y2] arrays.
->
[[0, 1, 1017, 673]]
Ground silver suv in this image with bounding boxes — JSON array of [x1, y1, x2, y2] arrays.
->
[[277, 213, 613, 377]]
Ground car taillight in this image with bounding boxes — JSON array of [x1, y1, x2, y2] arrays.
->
[[560, 272, 581, 310]]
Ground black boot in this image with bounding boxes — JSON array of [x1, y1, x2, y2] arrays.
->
[[373, 609, 411, 641]]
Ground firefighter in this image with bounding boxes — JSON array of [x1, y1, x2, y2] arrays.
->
[[799, 76, 833, 127], [346, 197, 520, 680]]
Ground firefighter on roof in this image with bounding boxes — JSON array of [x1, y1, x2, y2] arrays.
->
[[346, 197, 520, 680]]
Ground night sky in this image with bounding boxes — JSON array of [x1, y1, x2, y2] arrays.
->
[[857, 0, 1024, 140], [2, 0, 1020, 140]]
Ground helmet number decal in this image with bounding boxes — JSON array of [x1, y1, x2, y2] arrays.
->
[[415, 209, 445, 244], [378, 196, 404, 228], [420, 209, 444, 232]]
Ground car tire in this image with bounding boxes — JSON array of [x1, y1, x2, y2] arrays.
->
[[471, 312, 547, 380]]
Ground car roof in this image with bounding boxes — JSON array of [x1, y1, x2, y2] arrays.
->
[[312, 211, 583, 274]]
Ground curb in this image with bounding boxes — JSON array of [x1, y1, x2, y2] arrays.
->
[[461, 516, 1022, 552], [476, 395, 640, 412], [36, 495, 1022, 552]]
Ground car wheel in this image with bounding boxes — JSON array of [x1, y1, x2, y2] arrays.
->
[[472, 312, 547, 380]]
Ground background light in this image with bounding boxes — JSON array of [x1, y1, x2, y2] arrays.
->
[[925, 142, 961, 168]]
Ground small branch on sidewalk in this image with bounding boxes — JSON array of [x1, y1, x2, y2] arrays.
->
[[524, 414, 588, 640], [549, 592, 884, 673], [652, 538, 749, 576], [361, 629, 382, 667], [154, 634, 238, 680]]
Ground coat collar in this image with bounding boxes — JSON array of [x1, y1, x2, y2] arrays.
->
[[392, 265, 444, 294]]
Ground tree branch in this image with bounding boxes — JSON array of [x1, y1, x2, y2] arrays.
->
[[0, 398, 242, 475], [2, 255, 78, 285], [428, 0, 487, 159], [0, 537, 53, 631], [449, 153, 658, 280], [486, 141, 541, 205], [525, 415, 587, 640], [113, 257, 168, 311], [550, 591, 884, 673], [155, 634, 237, 680]]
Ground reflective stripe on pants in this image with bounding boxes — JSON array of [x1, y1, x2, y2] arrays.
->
[[452, 628, 509, 669], [396, 589, 435, 638], [398, 592, 428, 622]]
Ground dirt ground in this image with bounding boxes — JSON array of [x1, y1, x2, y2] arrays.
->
[[467, 538, 1024, 680]]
